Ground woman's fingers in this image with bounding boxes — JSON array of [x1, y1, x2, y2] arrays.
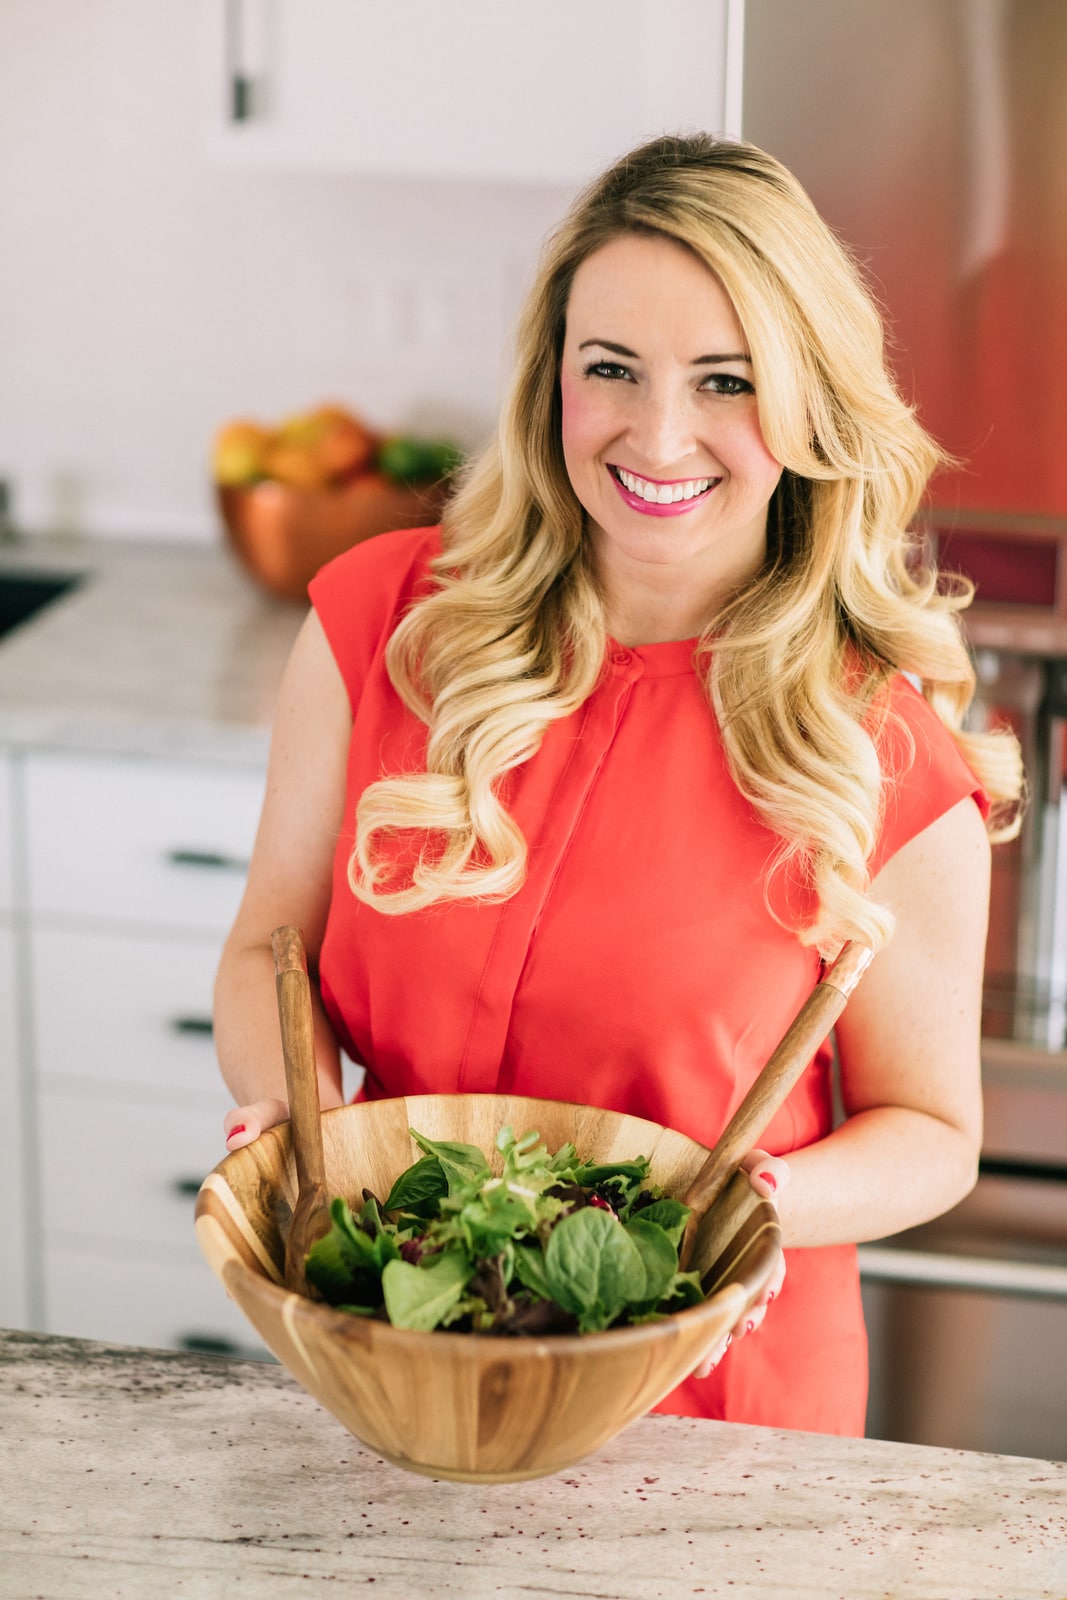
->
[[691, 1150, 790, 1380], [739, 1147, 791, 1203], [223, 1098, 290, 1150], [733, 1247, 787, 1340], [692, 1332, 732, 1380]]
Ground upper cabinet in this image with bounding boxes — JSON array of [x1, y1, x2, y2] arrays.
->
[[200, 0, 744, 184]]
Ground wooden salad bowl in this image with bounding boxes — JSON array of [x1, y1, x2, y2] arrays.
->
[[195, 1093, 781, 1483]]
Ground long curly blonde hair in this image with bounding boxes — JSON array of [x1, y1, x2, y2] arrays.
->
[[350, 134, 1023, 952]]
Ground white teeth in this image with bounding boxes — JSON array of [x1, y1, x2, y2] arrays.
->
[[616, 467, 713, 503]]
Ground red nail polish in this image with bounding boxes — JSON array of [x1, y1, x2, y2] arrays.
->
[[745, 1319, 755, 1334], [757, 1169, 777, 1192], [766, 1289, 775, 1303], [227, 1124, 247, 1140]]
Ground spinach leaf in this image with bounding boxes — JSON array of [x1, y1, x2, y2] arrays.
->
[[383, 1153, 449, 1216], [409, 1130, 490, 1195], [573, 1160, 650, 1187], [543, 1206, 647, 1332], [381, 1250, 473, 1332], [628, 1197, 690, 1248], [623, 1217, 679, 1303]]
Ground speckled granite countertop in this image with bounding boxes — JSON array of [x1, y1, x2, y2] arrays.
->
[[2, 1329, 1064, 1600], [0, 536, 305, 764]]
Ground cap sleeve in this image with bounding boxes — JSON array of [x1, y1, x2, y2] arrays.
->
[[869, 675, 989, 878], [308, 525, 441, 714]]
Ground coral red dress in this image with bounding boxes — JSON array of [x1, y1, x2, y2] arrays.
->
[[309, 526, 985, 1435]]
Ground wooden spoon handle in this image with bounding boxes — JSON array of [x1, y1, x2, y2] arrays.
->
[[679, 941, 873, 1264], [272, 925, 326, 1191], [271, 925, 329, 1291]]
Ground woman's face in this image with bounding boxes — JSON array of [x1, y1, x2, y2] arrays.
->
[[559, 232, 783, 613]]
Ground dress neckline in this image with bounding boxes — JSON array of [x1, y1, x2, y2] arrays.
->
[[606, 635, 702, 678]]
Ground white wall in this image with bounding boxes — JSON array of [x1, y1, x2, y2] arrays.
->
[[0, 2, 578, 542]]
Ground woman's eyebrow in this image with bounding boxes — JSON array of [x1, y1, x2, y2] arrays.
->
[[577, 337, 751, 365], [578, 338, 637, 356], [693, 351, 752, 366]]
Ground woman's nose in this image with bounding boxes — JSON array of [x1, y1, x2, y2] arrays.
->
[[629, 390, 697, 470]]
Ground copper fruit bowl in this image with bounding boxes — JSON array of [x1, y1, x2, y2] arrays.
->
[[218, 473, 449, 606]]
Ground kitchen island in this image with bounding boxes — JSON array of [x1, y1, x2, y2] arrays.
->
[[2, 1328, 1064, 1600]]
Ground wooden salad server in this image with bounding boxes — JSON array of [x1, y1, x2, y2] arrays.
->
[[678, 940, 874, 1272], [272, 924, 331, 1295]]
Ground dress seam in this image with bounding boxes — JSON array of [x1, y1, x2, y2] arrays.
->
[[454, 695, 600, 1089]]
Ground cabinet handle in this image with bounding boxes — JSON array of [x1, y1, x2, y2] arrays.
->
[[225, 0, 265, 124], [979, 1153, 1067, 1185], [859, 1244, 1067, 1302], [176, 1332, 266, 1360], [169, 1015, 215, 1037], [172, 1177, 207, 1198], [165, 847, 250, 873]]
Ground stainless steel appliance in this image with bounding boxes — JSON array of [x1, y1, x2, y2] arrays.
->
[[743, 0, 1067, 1460], [860, 1039, 1067, 1460]]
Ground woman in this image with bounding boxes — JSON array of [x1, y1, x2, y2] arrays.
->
[[214, 134, 1023, 1434]]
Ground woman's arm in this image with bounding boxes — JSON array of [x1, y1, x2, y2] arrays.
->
[[214, 610, 353, 1148], [772, 794, 991, 1248]]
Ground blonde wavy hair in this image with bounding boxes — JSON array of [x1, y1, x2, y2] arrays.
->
[[350, 134, 1023, 952]]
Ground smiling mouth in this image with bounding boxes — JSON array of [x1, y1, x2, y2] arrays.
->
[[610, 465, 719, 505]]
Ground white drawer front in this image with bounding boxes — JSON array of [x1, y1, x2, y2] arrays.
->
[[43, 1245, 269, 1359], [33, 927, 227, 1099], [39, 1092, 231, 1252], [0, 925, 28, 1329], [0, 751, 13, 912], [26, 750, 264, 930]]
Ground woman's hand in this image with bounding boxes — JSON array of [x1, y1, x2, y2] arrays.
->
[[222, 1074, 348, 1151], [691, 1148, 790, 1379], [223, 1099, 291, 1151]]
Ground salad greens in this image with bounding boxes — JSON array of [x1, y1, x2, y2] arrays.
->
[[304, 1127, 705, 1335]]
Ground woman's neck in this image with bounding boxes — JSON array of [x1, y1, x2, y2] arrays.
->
[[591, 525, 765, 647]]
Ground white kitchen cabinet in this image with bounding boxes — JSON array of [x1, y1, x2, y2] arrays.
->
[[200, 0, 744, 184], [43, 1246, 267, 1358], [25, 751, 260, 931], [32, 928, 229, 1099], [0, 746, 13, 911], [15, 746, 271, 1357], [0, 923, 28, 1330], [0, 751, 28, 1328]]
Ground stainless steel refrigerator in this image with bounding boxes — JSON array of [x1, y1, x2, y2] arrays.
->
[[743, 0, 1067, 1461]]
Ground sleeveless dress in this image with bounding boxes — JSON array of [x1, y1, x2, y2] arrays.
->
[[309, 526, 986, 1435]]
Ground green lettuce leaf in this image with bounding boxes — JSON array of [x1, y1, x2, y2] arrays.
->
[[381, 1251, 473, 1332]]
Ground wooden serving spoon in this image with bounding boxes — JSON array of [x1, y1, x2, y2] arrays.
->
[[271, 924, 331, 1295], [678, 940, 874, 1272]]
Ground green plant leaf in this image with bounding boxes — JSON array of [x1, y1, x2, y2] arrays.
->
[[511, 1242, 553, 1300], [623, 1217, 679, 1302], [383, 1154, 449, 1216], [409, 1130, 489, 1195], [543, 1206, 646, 1331], [629, 1197, 690, 1248], [381, 1251, 473, 1332], [304, 1198, 380, 1303]]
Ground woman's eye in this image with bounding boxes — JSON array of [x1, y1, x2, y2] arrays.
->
[[583, 360, 632, 382], [702, 372, 754, 396]]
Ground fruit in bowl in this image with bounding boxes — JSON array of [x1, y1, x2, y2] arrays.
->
[[212, 402, 462, 604]]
